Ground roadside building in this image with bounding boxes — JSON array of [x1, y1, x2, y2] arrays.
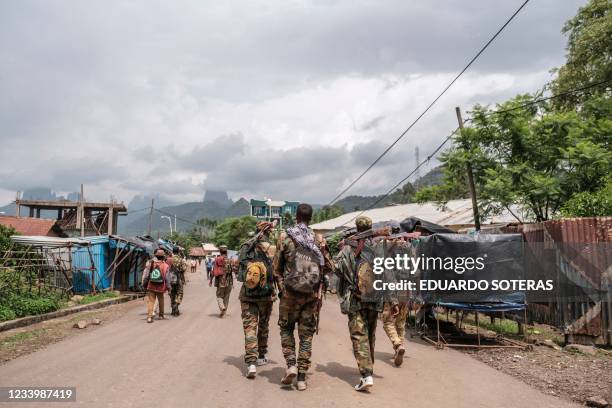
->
[[0, 215, 65, 237], [250, 198, 299, 226]]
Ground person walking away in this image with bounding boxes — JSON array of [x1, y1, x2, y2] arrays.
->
[[168, 247, 187, 316], [237, 221, 276, 379], [142, 248, 172, 323], [381, 238, 411, 366], [206, 257, 214, 280], [209, 245, 233, 317], [190, 259, 197, 273], [273, 203, 330, 391], [333, 216, 399, 391]]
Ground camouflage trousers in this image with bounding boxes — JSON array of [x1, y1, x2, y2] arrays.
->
[[241, 301, 273, 365], [216, 285, 232, 311], [278, 293, 317, 374], [382, 302, 408, 348], [348, 308, 378, 377], [170, 282, 184, 307]]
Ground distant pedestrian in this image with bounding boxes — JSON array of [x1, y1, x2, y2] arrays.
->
[[206, 257, 214, 280], [141, 247, 172, 323], [190, 259, 197, 273], [209, 245, 234, 317]]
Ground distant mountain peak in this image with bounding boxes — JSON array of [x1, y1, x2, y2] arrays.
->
[[203, 190, 232, 207]]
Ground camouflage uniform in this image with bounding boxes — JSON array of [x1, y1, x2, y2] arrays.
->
[[170, 255, 187, 310], [212, 254, 234, 312], [382, 302, 408, 349], [239, 233, 276, 365], [334, 216, 395, 378], [273, 229, 319, 375]]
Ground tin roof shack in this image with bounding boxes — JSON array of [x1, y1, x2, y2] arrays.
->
[[189, 247, 206, 259], [310, 199, 523, 235], [8, 234, 155, 295], [0, 215, 66, 237], [14, 199, 127, 237]]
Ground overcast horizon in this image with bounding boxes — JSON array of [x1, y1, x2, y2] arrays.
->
[[0, 0, 587, 207]]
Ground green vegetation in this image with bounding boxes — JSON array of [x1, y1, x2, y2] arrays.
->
[[212, 216, 258, 250], [550, 0, 612, 109], [313, 206, 343, 223], [415, 0, 612, 220], [0, 329, 46, 349], [0, 292, 63, 322], [78, 291, 119, 305]]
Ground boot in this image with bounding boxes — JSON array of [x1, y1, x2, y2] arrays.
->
[[175, 305, 180, 316]]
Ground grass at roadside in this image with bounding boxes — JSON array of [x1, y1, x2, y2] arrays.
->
[[77, 291, 119, 305], [0, 329, 46, 348]]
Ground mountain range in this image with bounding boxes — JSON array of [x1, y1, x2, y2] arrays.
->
[[0, 168, 444, 234]]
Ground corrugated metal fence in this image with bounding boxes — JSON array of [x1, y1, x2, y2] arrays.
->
[[506, 217, 611, 345]]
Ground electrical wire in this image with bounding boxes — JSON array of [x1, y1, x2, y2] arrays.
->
[[327, 0, 531, 206]]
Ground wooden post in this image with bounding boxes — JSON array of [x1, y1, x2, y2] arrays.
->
[[80, 184, 85, 237], [15, 192, 21, 217], [455, 107, 480, 231], [35, 208, 41, 218], [107, 207, 114, 236]]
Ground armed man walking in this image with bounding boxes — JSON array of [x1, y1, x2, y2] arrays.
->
[[209, 245, 234, 317], [168, 247, 187, 316], [333, 216, 399, 392], [237, 221, 276, 379], [273, 203, 328, 391]]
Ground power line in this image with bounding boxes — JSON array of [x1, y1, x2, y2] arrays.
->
[[327, 0, 531, 207], [331, 77, 612, 231], [336, 126, 461, 230], [472, 77, 612, 118]]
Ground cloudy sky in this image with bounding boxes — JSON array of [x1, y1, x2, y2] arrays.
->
[[0, 0, 586, 206]]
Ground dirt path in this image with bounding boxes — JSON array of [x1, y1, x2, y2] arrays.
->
[[0, 270, 579, 408]]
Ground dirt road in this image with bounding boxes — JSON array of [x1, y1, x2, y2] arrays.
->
[[0, 271, 578, 408]]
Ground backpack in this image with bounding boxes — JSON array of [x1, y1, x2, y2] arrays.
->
[[284, 237, 321, 294], [213, 256, 226, 277], [238, 239, 274, 298], [353, 239, 380, 303], [149, 261, 165, 283]]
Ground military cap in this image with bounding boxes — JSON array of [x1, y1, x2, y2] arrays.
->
[[355, 216, 372, 231]]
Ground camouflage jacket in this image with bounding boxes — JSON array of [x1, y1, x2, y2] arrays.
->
[[211, 255, 234, 288], [169, 255, 188, 285], [273, 230, 332, 301], [333, 238, 397, 313]]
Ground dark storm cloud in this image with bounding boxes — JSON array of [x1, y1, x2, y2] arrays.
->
[[0, 0, 587, 204]]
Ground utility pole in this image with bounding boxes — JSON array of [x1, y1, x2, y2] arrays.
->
[[455, 107, 481, 231], [174, 214, 177, 233], [80, 183, 85, 237], [147, 198, 154, 236]]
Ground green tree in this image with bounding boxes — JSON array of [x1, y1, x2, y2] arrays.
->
[[550, 0, 612, 109], [212, 216, 257, 250], [282, 212, 295, 227], [0, 224, 17, 253], [560, 176, 612, 217], [313, 205, 344, 223], [417, 95, 611, 221]]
